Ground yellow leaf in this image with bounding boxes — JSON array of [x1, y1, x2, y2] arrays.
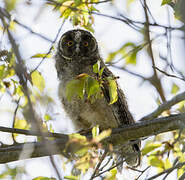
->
[[14, 118, 29, 130], [32, 177, 56, 180], [92, 125, 99, 138], [171, 83, 179, 94], [142, 141, 162, 155], [93, 129, 112, 142], [164, 158, 172, 169], [105, 168, 117, 180], [31, 53, 51, 59], [44, 114, 51, 121], [75, 154, 90, 173], [31, 71, 45, 92], [64, 176, 78, 180], [15, 85, 24, 96], [177, 167, 185, 178], [69, 133, 87, 141], [9, 21, 16, 31], [60, 1, 74, 14], [148, 156, 164, 170]]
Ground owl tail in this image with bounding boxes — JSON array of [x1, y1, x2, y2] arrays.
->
[[116, 141, 141, 171]]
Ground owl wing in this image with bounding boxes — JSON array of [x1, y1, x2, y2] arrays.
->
[[100, 64, 135, 126], [100, 62, 141, 167]]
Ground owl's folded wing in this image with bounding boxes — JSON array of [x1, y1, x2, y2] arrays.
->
[[101, 64, 141, 167], [101, 64, 135, 126]]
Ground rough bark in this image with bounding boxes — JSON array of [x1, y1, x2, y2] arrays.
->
[[0, 113, 184, 164]]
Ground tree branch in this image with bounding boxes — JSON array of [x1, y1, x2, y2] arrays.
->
[[0, 113, 184, 164], [141, 91, 185, 121], [143, 0, 166, 102]]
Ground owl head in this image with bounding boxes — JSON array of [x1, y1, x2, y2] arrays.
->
[[58, 29, 98, 60]]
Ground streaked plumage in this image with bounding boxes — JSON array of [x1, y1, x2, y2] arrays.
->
[[55, 29, 140, 167]]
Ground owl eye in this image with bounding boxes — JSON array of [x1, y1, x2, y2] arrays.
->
[[67, 41, 74, 47], [83, 42, 89, 47]]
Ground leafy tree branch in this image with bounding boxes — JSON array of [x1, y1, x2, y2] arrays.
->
[[0, 113, 184, 164]]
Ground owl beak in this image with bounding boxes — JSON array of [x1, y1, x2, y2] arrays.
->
[[75, 44, 80, 54]]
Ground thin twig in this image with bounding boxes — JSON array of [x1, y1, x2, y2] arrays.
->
[[154, 66, 185, 82], [31, 19, 66, 73], [146, 162, 185, 180], [12, 98, 21, 143], [46, 0, 181, 31], [0, 126, 68, 139], [0, 7, 52, 42], [93, 160, 124, 178], [136, 166, 151, 180], [49, 156, 62, 180], [90, 149, 108, 180], [143, 0, 166, 102]]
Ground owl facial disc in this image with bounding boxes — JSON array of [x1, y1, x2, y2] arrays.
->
[[58, 29, 98, 60]]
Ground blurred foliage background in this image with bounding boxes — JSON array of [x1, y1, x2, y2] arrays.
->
[[0, 0, 185, 179]]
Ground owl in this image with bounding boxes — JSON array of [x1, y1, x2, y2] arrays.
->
[[55, 29, 140, 167]]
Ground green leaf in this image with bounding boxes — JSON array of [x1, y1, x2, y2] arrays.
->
[[106, 52, 117, 63], [5, 0, 17, 12], [0, 65, 5, 79], [125, 51, 137, 65], [142, 142, 162, 155], [171, 83, 179, 94], [31, 71, 45, 92], [31, 53, 51, 59], [74, 0, 82, 6], [93, 61, 100, 74], [161, 0, 172, 6], [86, 76, 101, 98], [99, 67, 105, 76], [66, 76, 86, 101], [106, 77, 118, 105], [106, 42, 139, 65]]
